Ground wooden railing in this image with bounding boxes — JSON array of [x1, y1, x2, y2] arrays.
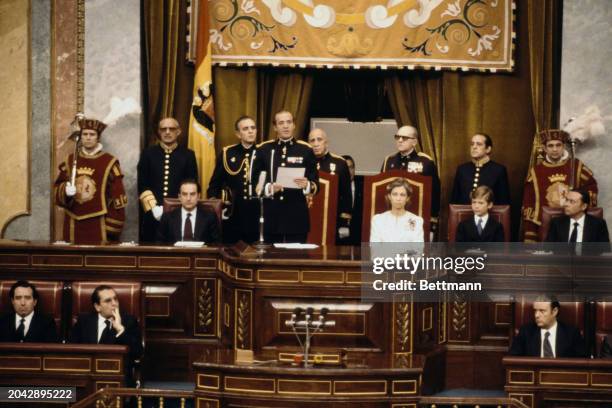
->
[[70, 387, 194, 408], [418, 396, 530, 408]]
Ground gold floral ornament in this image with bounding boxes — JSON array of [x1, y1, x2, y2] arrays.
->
[[207, 0, 514, 71]]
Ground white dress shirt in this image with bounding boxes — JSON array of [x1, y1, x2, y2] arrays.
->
[[15, 311, 34, 337], [568, 214, 585, 243], [181, 208, 197, 239], [540, 321, 558, 358]]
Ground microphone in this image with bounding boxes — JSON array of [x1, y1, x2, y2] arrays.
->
[[305, 307, 314, 322], [256, 171, 266, 196]]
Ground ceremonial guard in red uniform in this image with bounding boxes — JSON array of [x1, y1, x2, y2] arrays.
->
[[54, 118, 127, 243], [522, 129, 598, 242]]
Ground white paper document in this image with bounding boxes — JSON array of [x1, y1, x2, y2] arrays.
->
[[273, 243, 319, 249], [174, 241, 205, 247], [275, 167, 305, 189]]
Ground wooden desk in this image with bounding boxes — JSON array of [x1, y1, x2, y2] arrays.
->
[[0, 343, 127, 401], [193, 348, 444, 408], [504, 356, 612, 407]]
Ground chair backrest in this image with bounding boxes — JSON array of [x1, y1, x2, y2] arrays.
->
[[595, 301, 612, 356], [361, 170, 432, 242], [0, 280, 64, 327], [307, 171, 338, 245], [70, 282, 143, 333], [539, 206, 604, 242], [513, 295, 585, 337], [447, 204, 511, 242], [163, 198, 223, 235]]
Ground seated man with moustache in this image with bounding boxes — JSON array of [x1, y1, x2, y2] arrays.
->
[[509, 295, 586, 358], [0, 280, 58, 343]]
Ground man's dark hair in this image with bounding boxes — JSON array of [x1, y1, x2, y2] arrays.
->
[[179, 178, 201, 193], [91, 285, 115, 306], [571, 189, 590, 207], [535, 294, 561, 313], [234, 115, 255, 131], [475, 133, 493, 148], [9, 280, 39, 301]]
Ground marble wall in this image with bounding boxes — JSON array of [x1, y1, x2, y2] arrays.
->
[[560, 0, 612, 229], [83, 0, 142, 242], [3, 0, 51, 241]]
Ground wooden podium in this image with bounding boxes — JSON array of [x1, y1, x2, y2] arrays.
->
[[361, 170, 432, 242]]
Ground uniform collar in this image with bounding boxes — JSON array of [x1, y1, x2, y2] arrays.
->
[[316, 151, 330, 161], [544, 150, 570, 166], [472, 156, 490, 167], [399, 149, 416, 159], [277, 137, 294, 146], [80, 143, 104, 157], [159, 142, 178, 154]]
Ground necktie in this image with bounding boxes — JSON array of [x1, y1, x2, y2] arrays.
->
[[17, 318, 25, 341], [100, 319, 113, 344], [183, 213, 193, 241], [569, 221, 579, 243], [477, 218, 483, 235], [543, 331, 554, 358]]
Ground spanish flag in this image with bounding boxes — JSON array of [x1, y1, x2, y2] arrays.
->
[[188, 0, 215, 195]]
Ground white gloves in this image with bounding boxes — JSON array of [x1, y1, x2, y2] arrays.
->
[[65, 183, 76, 197], [152, 205, 164, 221], [222, 208, 229, 220], [338, 227, 350, 239]]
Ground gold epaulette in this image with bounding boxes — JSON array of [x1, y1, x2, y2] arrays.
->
[[330, 153, 346, 162], [256, 139, 275, 148], [340, 212, 352, 219], [297, 140, 311, 147], [417, 152, 434, 161], [382, 154, 395, 171]]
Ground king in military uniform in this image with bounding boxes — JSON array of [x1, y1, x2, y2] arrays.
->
[[308, 128, 352, 243], [207, 115, 259, 243], [252, 111, 319, 243], [521, 129, 598, 242], [381, 125, 441, 231], [137, 117, 199, 242], [54, 118, 127, 243]]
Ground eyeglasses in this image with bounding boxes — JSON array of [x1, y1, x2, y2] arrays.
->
[[394, 135, 417, 141]]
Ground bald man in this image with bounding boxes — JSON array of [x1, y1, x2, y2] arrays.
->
[[308, 128, 352, 242], [381, 125, 440, 232], [137, 117, 199, 242]]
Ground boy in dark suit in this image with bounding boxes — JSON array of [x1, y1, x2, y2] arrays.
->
[[0, 280, 58, 343], [156, 179, 221, 244], [455, 185, 505, 242]]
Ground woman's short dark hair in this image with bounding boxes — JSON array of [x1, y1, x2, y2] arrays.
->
[[385, 178, 413, 210]]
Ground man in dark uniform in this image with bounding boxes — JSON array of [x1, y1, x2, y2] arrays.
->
[[450, 133, 511, 205], [381, 125, 441, 234], [137, 117, 199, 242], [207, 116, 259, 243], [252, 111, 318, 243], [343, 155, 364, 245], [308, 128, 352, 243]]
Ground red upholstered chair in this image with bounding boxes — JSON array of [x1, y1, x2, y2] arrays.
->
[[163, 198, 223, 235], [513, 295, 585, 337], [361, 170, 432, 242], [538, 206, 604, 242], [0, 280, 64, 328], [307, 171, 338, 245], [447, 204, 511, 242]]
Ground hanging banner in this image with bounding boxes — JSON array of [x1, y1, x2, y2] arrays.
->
[[208, 0, 515, 72]]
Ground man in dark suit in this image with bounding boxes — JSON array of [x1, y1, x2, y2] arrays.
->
[[450, 133, 511, 205], [455, 186, 505, 242], [156, 179, 221, 244], [70, 285, 143, 384], [341, 155, 363, 245], [509, 296, 586, 358], [0, 281, 57, 343], [546, 189, 610, 243]]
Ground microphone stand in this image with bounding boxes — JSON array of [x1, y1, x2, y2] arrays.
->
[[568, 138, 577, 189], [252, 193, 271, 253]]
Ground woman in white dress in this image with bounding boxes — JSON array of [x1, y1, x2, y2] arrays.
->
[[370, 178, 424, 242]]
